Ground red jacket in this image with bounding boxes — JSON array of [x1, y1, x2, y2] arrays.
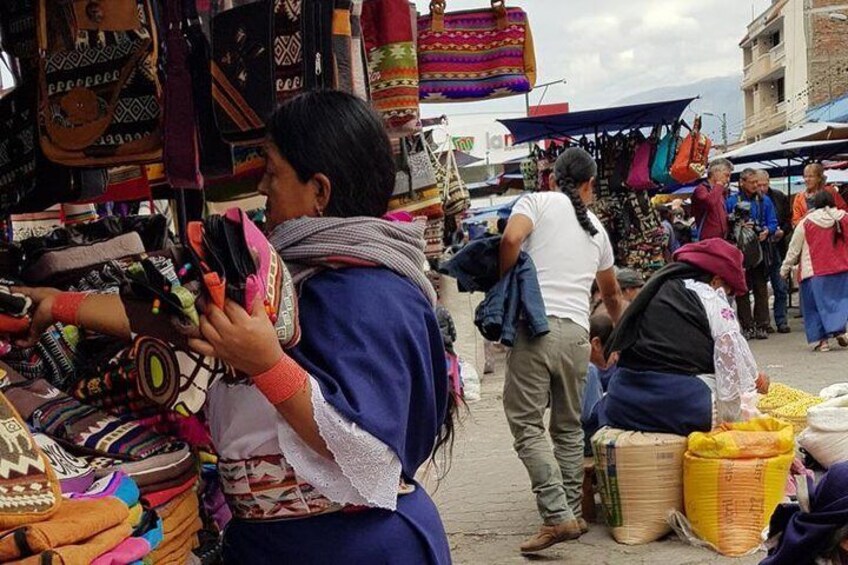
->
[[692, 182, 728, 240]]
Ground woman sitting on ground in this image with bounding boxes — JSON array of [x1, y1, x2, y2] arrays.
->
[[781, 190, 848, 353], [15, 91, 452, 564], [600, 239, 764, 436]]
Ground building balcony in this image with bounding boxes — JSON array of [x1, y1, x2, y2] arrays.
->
[[742, 50, 786, 88], [745, 105, 787, 140]]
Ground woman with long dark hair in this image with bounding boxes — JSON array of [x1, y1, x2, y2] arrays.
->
[[498, 147, 625, 554], [15, 91, 452, 563], [782, 190, 848, 352]]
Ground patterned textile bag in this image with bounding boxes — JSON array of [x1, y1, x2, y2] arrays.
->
[[389, 135, 443, 218], [417, 0, 536, 102], [211, 1, 274, 144], [211, 0, 335, 144], [0, 65, 38, 214], [442, 143, 470, 216], [36, 0, 163, 166], [361, 0, 419, 134], [0, 0, 38, 59], [0, 385, 62, 529]]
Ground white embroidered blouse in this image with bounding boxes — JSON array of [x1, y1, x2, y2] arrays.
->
[[206, 375, 402, 513], [684, 279, 760, 422]]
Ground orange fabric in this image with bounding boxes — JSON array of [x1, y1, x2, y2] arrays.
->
[[149, 516, 201, 564], [10, 518, 132, 565], [792, 185, 848, 227], [0, 498, 129, 561], [148, 489, 201, 564]]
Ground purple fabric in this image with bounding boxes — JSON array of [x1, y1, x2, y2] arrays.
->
[[163, 0, 202, 189], [761, 461, 848, 565]]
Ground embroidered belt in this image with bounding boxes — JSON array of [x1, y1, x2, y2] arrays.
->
[[219, 454, 416, 522], [219, 454, 343, 521]]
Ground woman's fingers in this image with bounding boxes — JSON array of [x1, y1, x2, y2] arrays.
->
[[224, 299, 251, 324], [199, 314, 223, 345], [205, 304, 233, 333], [188, 338, 218, 358]]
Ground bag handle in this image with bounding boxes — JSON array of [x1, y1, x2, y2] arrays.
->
[[428, 0, 508, 32]]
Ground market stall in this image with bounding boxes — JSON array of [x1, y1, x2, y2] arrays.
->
[[499, 98, 708, 277], [0, 0, 543, 561]]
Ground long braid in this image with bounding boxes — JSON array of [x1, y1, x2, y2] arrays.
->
[[558, 175, 598, 236], [554, 147, 599, 237]]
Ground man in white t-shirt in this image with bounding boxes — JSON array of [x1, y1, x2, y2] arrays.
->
[[499, 148, 624, 554]]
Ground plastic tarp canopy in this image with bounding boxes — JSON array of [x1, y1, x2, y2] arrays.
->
[[498, 98, 696, 144], [715, 122, 848, 165]]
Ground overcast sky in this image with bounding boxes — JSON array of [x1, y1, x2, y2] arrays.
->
[[412, 0, 772, 118]]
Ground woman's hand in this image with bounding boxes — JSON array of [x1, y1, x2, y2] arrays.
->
[[188, 296, 283, 376], [11, 287, 61, 348]]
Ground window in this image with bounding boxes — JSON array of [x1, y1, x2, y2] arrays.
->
[[776, 78, 785, 103], [753, 38, 759, 47], [770, 30, 781, 47]]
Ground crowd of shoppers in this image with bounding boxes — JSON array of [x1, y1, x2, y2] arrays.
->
[[687, 159, 848, 349]]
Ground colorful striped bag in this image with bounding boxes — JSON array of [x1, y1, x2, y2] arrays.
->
[[417, 0, 536, 102]]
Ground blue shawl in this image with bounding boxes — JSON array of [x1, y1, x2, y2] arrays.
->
[[286, 267, 449, 476]]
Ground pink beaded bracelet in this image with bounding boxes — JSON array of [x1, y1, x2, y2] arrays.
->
[[252, 354, 308, 405]]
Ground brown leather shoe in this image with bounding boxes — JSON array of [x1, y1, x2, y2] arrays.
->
[[519, 521, 583, 554]]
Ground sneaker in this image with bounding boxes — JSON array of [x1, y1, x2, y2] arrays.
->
[[766, 326, 776, 334], [755, 327, 769, 340], [742, 328, 755, 340], [837, 334, 848, 348], [777, 324, 791, 334], [519, 521, 583, 553]]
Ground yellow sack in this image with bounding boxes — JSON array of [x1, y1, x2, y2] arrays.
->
[[683, 417, 794, 557], [592, 427, 688, 545]]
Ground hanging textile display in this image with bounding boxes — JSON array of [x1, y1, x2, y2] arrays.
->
[[361, 0, 420, 134], [0, 68, 37, 214], [416, 0, 536, 102], [36, 0, 163, 167]]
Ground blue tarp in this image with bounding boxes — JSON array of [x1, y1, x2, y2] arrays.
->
[[807, 94, 848, 124], [498, 98, 696, 143]]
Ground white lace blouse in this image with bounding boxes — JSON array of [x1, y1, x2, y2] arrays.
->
[[684, 280, 760, 422], [206, 375, 402, 511]]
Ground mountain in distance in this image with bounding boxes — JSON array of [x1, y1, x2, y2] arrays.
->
[[615, 75, 744, 145]]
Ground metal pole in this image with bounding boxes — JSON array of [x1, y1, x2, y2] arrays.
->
[[721, 112, 728, 151]]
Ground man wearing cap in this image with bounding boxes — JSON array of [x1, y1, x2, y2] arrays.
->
[[616, 268, 645, 302]]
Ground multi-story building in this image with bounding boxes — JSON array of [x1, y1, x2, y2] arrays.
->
[[741, 0, 848, 143]]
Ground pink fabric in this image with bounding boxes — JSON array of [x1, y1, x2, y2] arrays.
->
[[383, 211, 415, 223], [91, 537, 151, 565], [673, 238, 747, 296], [805, 219, 848, 278], [626, 140, 656, 190]]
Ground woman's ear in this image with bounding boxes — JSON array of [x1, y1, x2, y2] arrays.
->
[[312, 173, 332, 212]]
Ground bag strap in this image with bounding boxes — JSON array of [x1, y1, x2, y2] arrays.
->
[[428, 0, 507, 32]]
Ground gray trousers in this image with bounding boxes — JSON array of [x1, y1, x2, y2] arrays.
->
[[503, 317, 589, 525]]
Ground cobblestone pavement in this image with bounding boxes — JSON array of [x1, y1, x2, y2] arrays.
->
[[422, 280, 843, 565]]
